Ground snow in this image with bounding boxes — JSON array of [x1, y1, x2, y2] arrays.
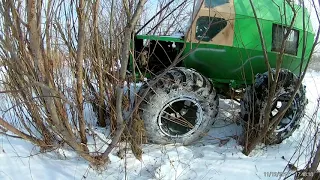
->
[[1, 71, 320, 180]]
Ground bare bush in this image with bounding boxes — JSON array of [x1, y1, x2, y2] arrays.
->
[[0, 0, 146, 166]]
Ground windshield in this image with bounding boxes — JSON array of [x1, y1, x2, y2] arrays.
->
[[205, 0, 229, 8], [172, 0, 230, 37]]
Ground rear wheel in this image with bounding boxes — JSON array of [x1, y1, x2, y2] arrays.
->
[[241, 69, 307, 144], [138, 67, 219, 145]]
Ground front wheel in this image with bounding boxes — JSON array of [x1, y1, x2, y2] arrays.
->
[[240, 69, 307, 144], [138, 67, 219, 145]]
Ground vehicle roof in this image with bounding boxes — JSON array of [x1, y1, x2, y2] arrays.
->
[[234, 0, 314, 33]]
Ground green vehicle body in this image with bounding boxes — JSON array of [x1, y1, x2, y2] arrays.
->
[[132, 0, 315, 89]]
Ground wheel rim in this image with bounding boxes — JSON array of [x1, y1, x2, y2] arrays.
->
[[271, 94, 298, 133], [157, 96, 203, 137]]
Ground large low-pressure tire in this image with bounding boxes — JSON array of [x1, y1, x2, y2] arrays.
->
[[241, 69, 307, 144], [138, 67, 219, 145]]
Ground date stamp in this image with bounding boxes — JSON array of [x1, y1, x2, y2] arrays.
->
[[263, 171, 318, 178], [264, 172, 286, 177]]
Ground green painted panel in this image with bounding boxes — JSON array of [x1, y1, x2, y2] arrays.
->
[[182, 43, 308, 86], [136, 35, 184, 43], [234, 0, 314, 32]]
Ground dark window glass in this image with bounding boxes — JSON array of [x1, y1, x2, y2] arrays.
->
[[272, 24, 299, 56], [205, 0, 229, 8], [195, 16, 227, 42]]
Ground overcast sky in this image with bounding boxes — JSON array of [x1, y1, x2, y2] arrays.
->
[[304, 0, 319, 32]]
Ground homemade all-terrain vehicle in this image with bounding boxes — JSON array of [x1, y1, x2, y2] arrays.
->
[[129, 0, 315, 145]]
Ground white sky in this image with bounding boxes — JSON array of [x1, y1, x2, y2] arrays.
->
[[304, 0, 319, 32]]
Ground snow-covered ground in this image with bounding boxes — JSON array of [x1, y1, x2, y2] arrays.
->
[[1, 71, 320, 180]]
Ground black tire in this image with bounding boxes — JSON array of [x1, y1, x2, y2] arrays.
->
[[138, 67, 219, 145], [241, 69, 307, 144]]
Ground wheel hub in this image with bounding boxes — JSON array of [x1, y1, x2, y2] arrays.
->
[[271, 94, 298, 133], [157, 96, 203, 137]]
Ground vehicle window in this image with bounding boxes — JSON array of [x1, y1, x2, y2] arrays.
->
[[195, 16, 227, 42], [205, 0, 229, 8], [272, 24, 299, 56]]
